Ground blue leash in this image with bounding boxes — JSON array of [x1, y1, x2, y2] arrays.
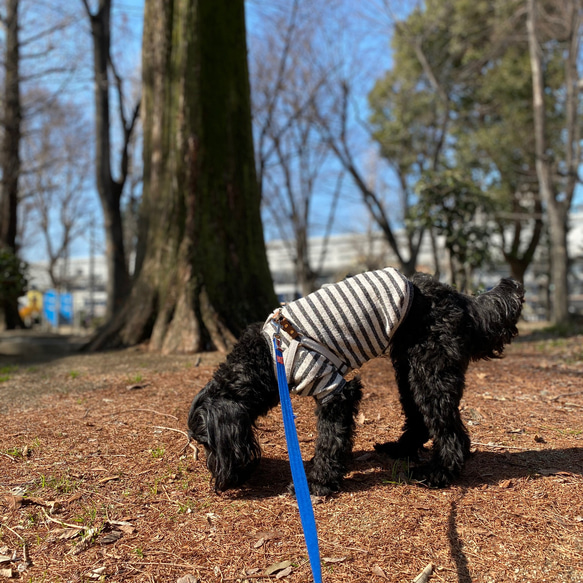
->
[[273, 334, 323, 583]]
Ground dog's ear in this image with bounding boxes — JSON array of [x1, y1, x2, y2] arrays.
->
[[204, 399, 262, 492]]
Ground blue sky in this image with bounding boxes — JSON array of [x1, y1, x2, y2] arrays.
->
[[18, 0, 582, 265]]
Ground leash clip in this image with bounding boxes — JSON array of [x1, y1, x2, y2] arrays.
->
[[273, 309, 283, 351]]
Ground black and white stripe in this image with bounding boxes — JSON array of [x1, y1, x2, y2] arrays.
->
[[263, 267, 413, 401]]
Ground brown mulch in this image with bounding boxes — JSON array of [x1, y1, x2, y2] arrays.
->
[[1, 326, 582, 583]]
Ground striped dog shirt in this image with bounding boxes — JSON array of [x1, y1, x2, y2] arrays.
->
[[262, 267, 413, 401]]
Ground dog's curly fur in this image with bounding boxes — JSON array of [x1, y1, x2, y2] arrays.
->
[[188, 273, 524, 495]]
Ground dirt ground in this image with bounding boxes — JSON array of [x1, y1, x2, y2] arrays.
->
[[0, 325, 582, 583]]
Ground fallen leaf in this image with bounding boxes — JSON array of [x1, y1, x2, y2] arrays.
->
[[0, 557, 11, 565], [126, 382, 150, 391], [322, 556, 347, 564], [68, 527, 98, 556], [66, 492, 83, 504], [4, 495, 23, 510], [177, 576, 198, 583], [253, 530, 281, 541], [87, 567, 106, 580], [108, 519, 133, 526], [356, 412, 367, 425], [98, 476, 119, 484], [0, 567, 14, 578], [205, 512, 219, 525], [372, 564, 388, 579], [59, 528, 83, 540], [100, 530, 122, 544], [275, 566, 293, 579], [264, 560, 293, 576]]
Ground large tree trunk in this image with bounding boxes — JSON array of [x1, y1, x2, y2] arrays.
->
[[83, 0, 131, 320], [527, 0, 579, 325], [88, 0, 277, 353], [0, 0, 24, 330]]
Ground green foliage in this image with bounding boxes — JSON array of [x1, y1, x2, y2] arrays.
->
[[416, 170, 495, 273], [368, 0, 571, 283], [0, 248, 27, 303]]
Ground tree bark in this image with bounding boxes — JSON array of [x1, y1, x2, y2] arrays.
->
[[527, 0, 578, 325], [88, 0, 277, 353], [0, 0, 24, 330]]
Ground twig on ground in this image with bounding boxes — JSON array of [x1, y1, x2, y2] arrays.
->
[[153, 425, 188, 438], [412, 563, 434, 583], [1, 523, 25, 541], [95, 408, 179, 420], [550, 390, 583, 402], [41, 508, 85, 531], [153, 426, 198, 459], [473, 442, 542, 451]]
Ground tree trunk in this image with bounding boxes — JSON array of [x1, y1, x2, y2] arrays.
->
[[83, 0, 131, 320], [88, 0, 277, 353], [527, 0, 576, 325], [0, 0, 24, 330], [502, 199, 544, 285]]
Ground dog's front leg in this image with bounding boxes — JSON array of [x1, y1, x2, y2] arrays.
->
[[374, 358, 429, 461], [303, 377, 363, 496], [412, 379, 471, 488]]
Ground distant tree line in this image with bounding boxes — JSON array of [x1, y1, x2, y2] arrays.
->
[[0, 0, 581, 344]]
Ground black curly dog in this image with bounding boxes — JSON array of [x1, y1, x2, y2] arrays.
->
[[188, 271, 524, 495]]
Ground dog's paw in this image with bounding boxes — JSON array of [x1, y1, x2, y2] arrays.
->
[[410, 464, 454, 488], [374, 441, 420, 461]]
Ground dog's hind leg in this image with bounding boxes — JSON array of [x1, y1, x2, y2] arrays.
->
[[374, 359, 429, 461], [304, 377, 363, 496], [409, 369, 471, 487]]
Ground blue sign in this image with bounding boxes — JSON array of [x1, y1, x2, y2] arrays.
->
[[42, 290, 74, 327], [59, 293, 73, 325], [43, 290, 58, 328]]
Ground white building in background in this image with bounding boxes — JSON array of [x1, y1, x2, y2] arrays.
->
[[23, 213, 583, 327]]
